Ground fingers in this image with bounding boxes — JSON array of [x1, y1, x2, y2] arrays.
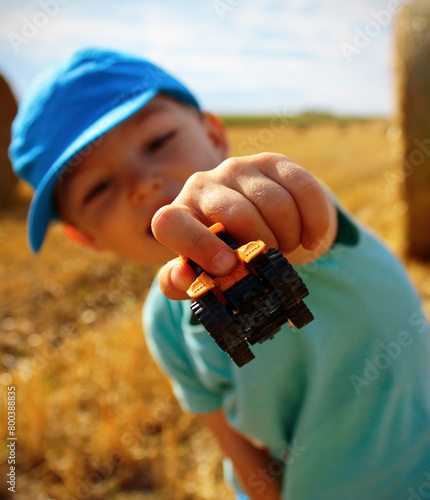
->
[[176, 169, 280, 252], [152, 153, 332, 299], [209, 154, 330, 253], [267, 157, 330, 250], [151, 203, 238, 274], [220, 164, 302, 253], [157, 257, 197, 300]]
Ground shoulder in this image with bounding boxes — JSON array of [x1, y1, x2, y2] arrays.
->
[[294, 202, 423, 320]]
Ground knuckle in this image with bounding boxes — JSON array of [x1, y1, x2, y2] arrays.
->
[[274, 156, 304, 177], [222, 199, 251, 227], [267, 153, 295, 172], [184, 171, 207, 193], [285, 165, 320, 199], [217, 156, 244, 179], [268, 152, 290, 165], [188, 230, 211, 255]]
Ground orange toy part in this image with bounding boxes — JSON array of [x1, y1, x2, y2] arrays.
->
[[186, 228, 267, 300], [187, 272, 216, 299], [213, 262, 250, 293], [236, 240, 266, 263], [209, 222, 225, 234]]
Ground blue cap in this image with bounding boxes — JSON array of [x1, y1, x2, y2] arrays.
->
[[9, 48, 200, 252]]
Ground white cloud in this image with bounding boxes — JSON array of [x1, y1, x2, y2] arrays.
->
[[0, 0, 407, 115]]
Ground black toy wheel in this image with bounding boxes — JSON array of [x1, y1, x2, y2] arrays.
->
[[226, 340, 255, 367], [191, 291, 244, 351], [252, 249, 308, 307], [286, 301, 314, 329]]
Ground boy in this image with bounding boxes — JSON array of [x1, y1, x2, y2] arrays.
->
[[10, 48, 430, 500]]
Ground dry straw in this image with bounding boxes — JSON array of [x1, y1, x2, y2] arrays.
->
[[0, 74, 18, 208], [395, 0, 430, 259]]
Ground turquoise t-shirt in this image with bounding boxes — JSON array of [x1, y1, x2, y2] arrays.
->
[[143, 208, 430, 500]]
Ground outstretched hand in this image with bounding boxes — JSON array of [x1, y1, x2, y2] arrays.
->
[[151, 153, 337, 300]]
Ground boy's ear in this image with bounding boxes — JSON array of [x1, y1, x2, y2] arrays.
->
[[63, 224, 102, 250], [202, 112, 230, 158]]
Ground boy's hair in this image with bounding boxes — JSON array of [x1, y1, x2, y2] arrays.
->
[[9, 48, 200, 253]]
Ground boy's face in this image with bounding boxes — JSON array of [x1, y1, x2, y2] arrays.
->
[[54, 95, 229, 266]]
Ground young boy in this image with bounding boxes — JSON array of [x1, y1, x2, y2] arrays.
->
[[10, 48, 430, 500]]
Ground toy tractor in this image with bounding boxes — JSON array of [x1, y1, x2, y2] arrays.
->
[[185, 223, 314, 367]]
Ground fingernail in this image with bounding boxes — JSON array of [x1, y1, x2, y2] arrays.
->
[[212, 250, 237, 274]]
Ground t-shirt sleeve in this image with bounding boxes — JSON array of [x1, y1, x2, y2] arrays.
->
[[142, 280, 223, 414]]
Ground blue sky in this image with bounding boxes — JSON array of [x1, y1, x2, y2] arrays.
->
[[0, 0, 409, 116]]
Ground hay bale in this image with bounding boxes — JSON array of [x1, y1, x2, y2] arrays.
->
[[0, 74, 18, 208], [395, 0, 430, 260]]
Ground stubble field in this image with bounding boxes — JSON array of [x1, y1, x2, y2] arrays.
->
[[1, 118, 429, 499]]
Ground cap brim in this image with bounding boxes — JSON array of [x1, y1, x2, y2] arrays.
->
[[29, 88, 163, 252]]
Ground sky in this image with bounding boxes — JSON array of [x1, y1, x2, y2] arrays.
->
[[0, 0, 410, 116]]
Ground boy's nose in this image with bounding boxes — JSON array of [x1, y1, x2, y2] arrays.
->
[[130, 175, 164, 206]]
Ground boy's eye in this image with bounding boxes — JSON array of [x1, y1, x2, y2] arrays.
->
[[147, 131, 175, 153], [84, 180, 111, 204]]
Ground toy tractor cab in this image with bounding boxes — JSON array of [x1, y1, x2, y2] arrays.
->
[[184, 223, 314, 367]]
